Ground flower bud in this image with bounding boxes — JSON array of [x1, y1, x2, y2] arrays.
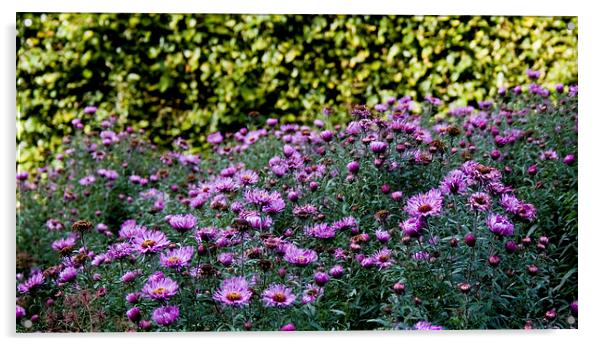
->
[[329, 265, 344, 279], [505, 240, 517, 253], [464, 233, 476, 247], [127, 307, 141, 322], [381, 184, 391, 194], [314, 272, 330, 287], [488, 255, 501, 267], [458, 282, 472, 293], [527, 264, 539, 275], [393, 282, 406, 295], [563, 154, 575, 165], [391, 191, 403, 201], [570, 300, 578, 317], [544, 309, 556, 321], [244, 320, 253, 330], [138, 320, 152, 330], [280, 323, 296, 331]]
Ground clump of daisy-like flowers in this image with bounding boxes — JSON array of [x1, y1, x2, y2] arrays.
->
[[16, 72, 577, 331]]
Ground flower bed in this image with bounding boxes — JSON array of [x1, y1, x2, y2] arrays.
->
[[16, 79, 578, 331]]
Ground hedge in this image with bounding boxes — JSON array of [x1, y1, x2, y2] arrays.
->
[[16, 14, 578, 170]]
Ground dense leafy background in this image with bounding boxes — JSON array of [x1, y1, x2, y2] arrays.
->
[[17, 14, 577, 170]]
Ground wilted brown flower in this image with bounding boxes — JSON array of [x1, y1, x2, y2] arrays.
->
[[72, 220, 93, 233]]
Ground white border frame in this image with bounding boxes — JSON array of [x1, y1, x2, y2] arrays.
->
[[4, 1, 600, 345]]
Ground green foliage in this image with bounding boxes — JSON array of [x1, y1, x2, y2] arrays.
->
[[17, 14, 577, 170]]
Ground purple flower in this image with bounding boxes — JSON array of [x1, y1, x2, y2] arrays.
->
[[127, 307, 141, 322], [152, 305, 179, 326], [414, 321, 444, 330], [17, 272, 44, 294], [563, 154, 576, 165], [332, 216, 357, 232], [570, 300, 578, 317], [84, 106, 98, 114], [71, 118, 83, 129], [320, 130, 334, 142], [241, 211, 273, 230], [78, 175, 96, 186], [118, 220, 144, 239], [487, 214, 514, 237], [329, 265, 344, 279], [468, 164, 502, 184], [195, 226, 219, 242], [314, 272, 330, 286], [400, 217, 424, 237], [347, 161, 360, 174], [375, 103, 388, 112], [412, 251, 430, 261], [500, 194, 537, 221], [500, 194, 522, 214], [517, 203, 537, 222], [207, 132, 223, 145], [469, 192, 491, 211], [16, 305, 26, 319], [301, 284, 324, 304], [304, 223, 335, 239], [293, 204, 318, 218], [236, 169, 259, 186], [263, 195, 286, 214], [132, 230, 170, 254], [346, 121, 362, 135], [108, 242, 134, 260], [351, 104, 373, 118], [526, 68, 541, 80], [425, 95, 442, 106], [58, 267, 78, 283], [212, 178, 238, 194], [121, 270, 141, 283], [405, 189, 444, 218], [244, 189, 273, 206], [283, 245, 318, 267], [540, 150, 559, 161], [391, 191, 403, 201], [369, 141, 388, 154], [213, 276, 253, 307], [46, 218, 65, 231], [51, 236, 77, 255], [160, 246, 194, 269], [218, 252, 234, 266], [505, 240, 517, 253], [262, 284, 296, 308], [142, 276, 179, 300], [280, 323, 296, 331], [166, 214, 197, 232], [126, 292, 140, 304], [372, 248, 394, 269], [527, 164, 538, 175], [333, 248, 346, 259], [375, 229, 391, 242], [16, 172, 29, 181]]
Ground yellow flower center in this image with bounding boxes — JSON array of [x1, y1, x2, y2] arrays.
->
[[272, 292, 287, 303], [141, 239, 156, 248], [418, 204, 432, 213], [153, 287, 167, 295], [226, 292, 242, 301]]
